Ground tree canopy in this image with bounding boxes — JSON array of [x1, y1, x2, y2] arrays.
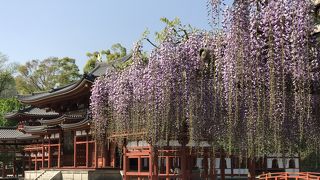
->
[[83, 43, 127, 73], [15, 57, 80, 94], [0, 53, 17, 98], [0, 98, 21, 126]]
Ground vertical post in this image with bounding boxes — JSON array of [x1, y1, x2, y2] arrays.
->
[[48, 136, 51, 168], [251, 157, 256, 180], [74, 131, 77, 167], [86, 131, 89, 168], [42, 137, 44, 169], [94, 141, 98, 168], [22, 152, 25, 177], [58, 133, 61, 168], [29, 152, 31, 170], [152, 147, 159, 180], [138, 156, 141, 180], [2, 162, 5, 178], [220, 153, 225, 180], [110, 142, 116, 168], [123, 146, 127, 180], [35, 151, 37, 171], [210, 153, 217, 180], [13, 150, 16, 177], [102, 143, 106, 167], [166, 156, 170, 180], [203, 155, 208, 178], [180, 146, 187, 180], [230, 156, 233, 178], [149, 146, 153, 179]]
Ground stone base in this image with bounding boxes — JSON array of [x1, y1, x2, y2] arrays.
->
[[24, 169, 122, 180]]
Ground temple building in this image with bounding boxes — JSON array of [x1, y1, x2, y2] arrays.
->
[[0, 61, 123, 180], [0, 55, 302, 180]]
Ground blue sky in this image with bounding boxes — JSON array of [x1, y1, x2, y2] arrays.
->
[[0, 0, 231, 71]]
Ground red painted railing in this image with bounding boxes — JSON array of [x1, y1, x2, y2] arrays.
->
[[259, 172, 320, 180]]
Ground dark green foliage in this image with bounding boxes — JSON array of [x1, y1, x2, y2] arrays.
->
[[0, 53, 17, 97], [0, 98, 21, 127]]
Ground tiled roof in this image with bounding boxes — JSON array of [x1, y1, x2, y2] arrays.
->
[[17, 55, 132, 104], [0, 128, 35, 140], [18, 76, 93, 103], [24, 117, 90, 133], [5, 106, 60, 120], [90, 54, 132, 77], [61, 118, 91, 130], [39, 113, 86, 125]]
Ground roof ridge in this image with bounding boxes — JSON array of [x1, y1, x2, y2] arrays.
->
[[0, 126, 16, 129]]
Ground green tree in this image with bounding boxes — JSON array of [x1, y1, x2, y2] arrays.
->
[[15, 57, 80, 94], [0, 53, 17, 97], [154, 17, 196, 43], [83, 43, 127, 73], [83, 51, 100, 74], [0, 98, 21, 126]]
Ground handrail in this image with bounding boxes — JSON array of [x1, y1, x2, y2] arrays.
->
[[259, 172, 320, 180]]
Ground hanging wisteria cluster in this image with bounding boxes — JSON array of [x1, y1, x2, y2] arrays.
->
[[91, 0, 320, 156]]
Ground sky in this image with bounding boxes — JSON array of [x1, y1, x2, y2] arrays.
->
[[0, 0, 231, 72]]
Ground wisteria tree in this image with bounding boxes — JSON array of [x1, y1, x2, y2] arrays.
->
[[90, 0, 320, 158]]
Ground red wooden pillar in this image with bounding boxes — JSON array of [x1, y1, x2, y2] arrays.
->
[[29, 152, 31, 170], [180, 147, 187, 180], [74, 131, 77, 167], [110, 142, 116, 168], [48, 136, 51, 168], [94, 141, 98, 168], [102, 143, 106, 167], [123, 146, 128, 180], [42, 137, 44, 169], [249, 157, 256, 180], [150, 146, 158, 180], [149, 148, 153, 179], [35, 151, 38, 170], [203, 155, 208, 178], [86, 131, 89, 168], [58, 133, 61, 168], [209, 154, 216, 180], [138, 156, 141, 180], [166, 156, 170, 180]]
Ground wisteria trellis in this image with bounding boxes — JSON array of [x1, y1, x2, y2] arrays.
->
[[90, 0, 320, 157]]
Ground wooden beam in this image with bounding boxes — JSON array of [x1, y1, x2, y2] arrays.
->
[[108, 132, 146, 139]]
